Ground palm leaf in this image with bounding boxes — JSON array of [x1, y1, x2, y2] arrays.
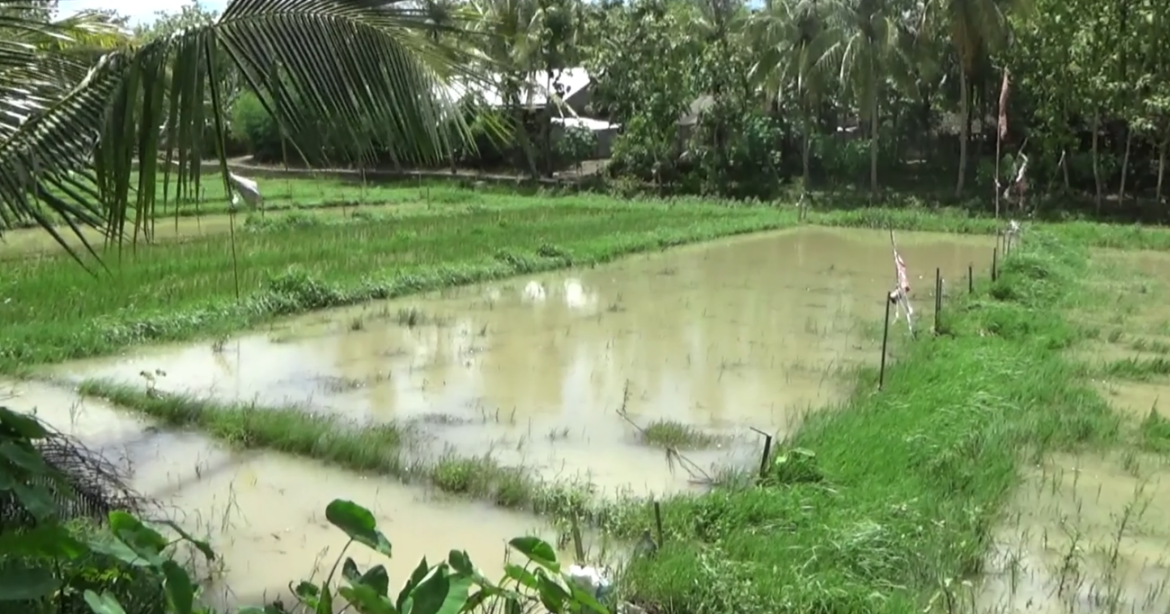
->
[[0, 0, 491, 267]]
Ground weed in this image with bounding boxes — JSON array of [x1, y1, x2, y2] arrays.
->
[[78, 380, 605, 521], [639, 420, 727, 451]]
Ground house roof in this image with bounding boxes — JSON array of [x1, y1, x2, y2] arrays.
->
[[553, 116, 619, 131], [440, 67, 593, 115]]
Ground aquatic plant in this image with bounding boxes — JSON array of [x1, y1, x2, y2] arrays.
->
[[75, 382, 607, 522], [636, 419, 729, 451]]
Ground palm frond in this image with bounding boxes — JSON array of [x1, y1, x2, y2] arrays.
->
[[0, 0, 487, 267]]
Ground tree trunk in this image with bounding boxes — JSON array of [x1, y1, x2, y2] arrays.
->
[[802, 97, 812, 193], [1158, 134, 1167, 203], [994, 123, 1001, 219], [1118, 123, 1132, 204], [955, 66, 969, 198], [869, 95, 879, 199], [1092, 111, 1103, 212], [1062, 147, 1071, 190]]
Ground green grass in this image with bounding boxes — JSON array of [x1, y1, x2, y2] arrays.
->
[[18, 174, 509, 225], [75, 380, 604, 520], [638, 419, 729, 450], [595, 231, 1124, 613], [1096, 356, 1170, 382]]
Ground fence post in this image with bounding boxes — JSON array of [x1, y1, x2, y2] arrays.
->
[[879, 294, 892, 390]]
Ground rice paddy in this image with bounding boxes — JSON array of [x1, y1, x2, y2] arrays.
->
[[9, 178, 1170, 612]]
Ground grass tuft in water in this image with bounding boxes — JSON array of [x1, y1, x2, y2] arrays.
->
[[1099, 356, 1170, 382], [77, 380, 605, 521], [638, 419, 728, 450], [1139, 406, 1170, 453]]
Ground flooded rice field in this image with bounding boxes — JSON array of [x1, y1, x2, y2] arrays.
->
[[978, 452, 1170, 614], [54, 227, 993, 495], [977, 248, 1170, 614], [1, 380, 565, 609]]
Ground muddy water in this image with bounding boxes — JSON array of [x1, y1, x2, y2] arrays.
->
[[55, 227, 993, 494], [0, 380, 564, 609], [978, 453, 1170, 614]]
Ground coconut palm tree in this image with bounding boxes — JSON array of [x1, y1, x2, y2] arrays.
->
[[0, 0, 487, 267], [749, 0, 831, 194], [820, 0, 914, 197], [468, 0, 543, 176], [920, 0, 1027, 197]]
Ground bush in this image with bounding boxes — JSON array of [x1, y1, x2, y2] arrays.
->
[[230, 91, 283, 161]]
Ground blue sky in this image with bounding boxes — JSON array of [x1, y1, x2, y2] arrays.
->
[[57, 0, 228, 26]]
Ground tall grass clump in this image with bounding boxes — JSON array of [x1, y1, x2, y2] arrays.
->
[[76, 381, 605, 520], [609, 231, 1121, 614]]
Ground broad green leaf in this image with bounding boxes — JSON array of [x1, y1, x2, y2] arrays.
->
[[0, 407, 49, 439], [0, 524, 86, 559], [325, 499, 392, 556], [507, 536, 559, 571], [10, 482, 56, 519], [162, 560, 196, 614], [503, 564, 539, 590], [534, 569, 571, 614], [407, 565, 472, 614], [83, 590, 129, 614], [108, 511, 168, 564], [291, 580, 320, 610], [0, 565, 57, 601], [397, 556, 430, 612], [566, 581, 610, 614], [316, 580, 333, 614], [359, 565, 391, 598], [87, 536, 153, 568], [338, 583, 397, 614], [447, 550, 473, 575], [343, 557, 362, 585], [0, 440, 49, 472]]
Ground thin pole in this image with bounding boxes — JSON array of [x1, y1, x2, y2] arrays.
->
[[934, 267, 942, 332], [879, 295, 892, 390], [758, 434, 774, 479]]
